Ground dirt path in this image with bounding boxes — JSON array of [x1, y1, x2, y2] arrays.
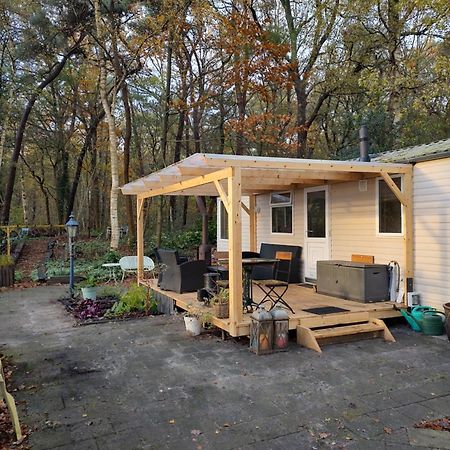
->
[[15, 238, 54, 281]]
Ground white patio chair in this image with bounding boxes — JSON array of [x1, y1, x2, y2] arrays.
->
[[119, 256, 155, 281]]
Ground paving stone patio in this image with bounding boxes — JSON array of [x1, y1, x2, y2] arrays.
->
[[0, 286, 449, 449]]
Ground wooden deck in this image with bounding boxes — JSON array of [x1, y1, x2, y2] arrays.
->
[[142, 279, 401, 337]]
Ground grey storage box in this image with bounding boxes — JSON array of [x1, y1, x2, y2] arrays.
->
[[317, 260, 389, 303]]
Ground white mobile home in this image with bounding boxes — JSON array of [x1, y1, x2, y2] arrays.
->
[[216, 138, 450, 311]]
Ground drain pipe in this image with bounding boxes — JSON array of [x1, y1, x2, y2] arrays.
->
[[359, 125, 370, 162]]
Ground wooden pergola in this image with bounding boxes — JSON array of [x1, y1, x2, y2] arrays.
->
[[121, 153, 413, 337]]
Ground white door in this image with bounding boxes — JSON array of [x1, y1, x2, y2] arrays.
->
[[304, 186, 330, 280]]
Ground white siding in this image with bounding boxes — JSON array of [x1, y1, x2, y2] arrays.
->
[[216, 197, 251, 252], [255, 180, 405, 282], [256, 191, 304, 247], [330, 179, 404, 267], [216, 158, 450, 310], [413, 157, 450, 311]]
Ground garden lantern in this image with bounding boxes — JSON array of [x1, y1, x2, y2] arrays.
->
[[249, 306, 274, 355], [65, 212, 79, 297], [271, 306, 289, 351]]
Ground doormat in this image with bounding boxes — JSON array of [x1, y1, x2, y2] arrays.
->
[[302, 306, 349, 315]]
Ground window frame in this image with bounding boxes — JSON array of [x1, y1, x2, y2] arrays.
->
[[376, 175, 404, 237], [270, 191, 294, 235], [218, 199, 228, 240]]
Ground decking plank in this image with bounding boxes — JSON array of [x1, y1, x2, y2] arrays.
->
[[142, 279, 401, 337]]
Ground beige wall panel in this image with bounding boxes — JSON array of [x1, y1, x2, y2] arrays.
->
[[330, 180, 404, 267], [413, 157, 450, 310], [217, 197, 251, 251]]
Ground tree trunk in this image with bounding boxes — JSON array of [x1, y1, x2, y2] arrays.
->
[[20, 166, 28, 225], [121, 83, 136, 241], [155, 197, 163, 247], [293, 76, 308, 158], [160, 34, 173, 164], [235, 80, 246, 155], [67, 109, 104, 220], [94, 0, 120, 249], [1, 40, 82, 225], [131, 103, 145, 177], [90, 131, 100, 231]]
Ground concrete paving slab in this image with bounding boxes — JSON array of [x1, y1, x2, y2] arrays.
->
[[1, 285, 449, 449]]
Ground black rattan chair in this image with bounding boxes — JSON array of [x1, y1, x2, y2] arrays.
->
[[158, 249, 207, 293]]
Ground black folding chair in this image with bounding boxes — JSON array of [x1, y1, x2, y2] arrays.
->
[[253, 251, 294, 313]]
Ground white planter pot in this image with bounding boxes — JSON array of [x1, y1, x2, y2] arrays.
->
[[81, 287, 97, 301], [184, 316, 201, 336]]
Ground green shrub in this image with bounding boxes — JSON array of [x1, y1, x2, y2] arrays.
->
[[77, 274, 98, 288], [102, 249, 121, 264], [110, 283, 147, 316], [97, 285, 122, 298], [147, 220, 217, 254], [77, 239, 110, 259], [14, 270, 23, 282], [0, 255, 13, 266]]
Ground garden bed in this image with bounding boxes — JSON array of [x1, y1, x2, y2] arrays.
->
[[58, 284, 159, 325]]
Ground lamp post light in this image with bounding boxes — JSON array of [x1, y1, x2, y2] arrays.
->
[[65, 212, 79, 297]]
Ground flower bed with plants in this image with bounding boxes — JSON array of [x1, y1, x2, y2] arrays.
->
[[59, 284, 158, 325]]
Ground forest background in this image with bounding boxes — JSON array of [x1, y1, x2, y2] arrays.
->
[[0, 0, 448, 249]]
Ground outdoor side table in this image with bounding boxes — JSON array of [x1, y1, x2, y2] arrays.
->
[[218, 258, 278, 312], [102, 263, 121, 283]]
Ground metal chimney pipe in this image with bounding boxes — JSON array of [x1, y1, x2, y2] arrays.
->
[[359, 125, 370, 162]]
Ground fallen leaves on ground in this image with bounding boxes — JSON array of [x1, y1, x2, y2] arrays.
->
[[0, 357, 30, 449], [415, 417, 450, 432]]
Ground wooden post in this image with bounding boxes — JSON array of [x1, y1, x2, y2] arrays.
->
[[403, 168, 414, 306], [227, 167, 243, 336], [136, 197, 144, 282], [249, 195, 257, 252]]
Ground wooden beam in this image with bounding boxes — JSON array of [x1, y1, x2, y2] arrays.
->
[[136, 198, 144, 281], [380, 173, 406, 205], [177, 166, 214, 176], [242, 169, 362, 182], [137, 167, 233, 199], [249, 195, 257, 252], [202, 154, 411, 174], [227, 167, 243, 336], [241, 203, 250, 215], [214, 180, 230, 213], [403, 168, 414, 307]]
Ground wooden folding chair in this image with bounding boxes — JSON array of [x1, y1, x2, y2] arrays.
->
[[253, 251, 294, 313]]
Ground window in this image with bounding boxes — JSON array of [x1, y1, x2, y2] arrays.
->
[[377, 176, 402, 234], [271, 192, 293, 234], [219, 200, 228, 239]]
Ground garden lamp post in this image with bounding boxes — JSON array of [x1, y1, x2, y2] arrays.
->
[[65, 212, 79, 297]]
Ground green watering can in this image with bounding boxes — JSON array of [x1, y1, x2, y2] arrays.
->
[[421, 311, 445, 336], [401, 306, 436, 332]]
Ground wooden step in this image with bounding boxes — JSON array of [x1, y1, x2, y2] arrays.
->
[[313, 322, 385, 339], [297, 319, 395, 354]]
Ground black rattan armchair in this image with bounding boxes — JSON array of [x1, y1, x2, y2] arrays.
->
[[158, 249, 207, 293]]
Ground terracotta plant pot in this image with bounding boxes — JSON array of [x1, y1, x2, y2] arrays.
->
[[0, 264, 14, 287], [214, 303, 229, 319]]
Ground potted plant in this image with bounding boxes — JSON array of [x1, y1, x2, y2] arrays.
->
[[0, 255, 14, 287], [78, 274, 98, 301], [184, 305, 212, 336], [211, 288, 229, 319]]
